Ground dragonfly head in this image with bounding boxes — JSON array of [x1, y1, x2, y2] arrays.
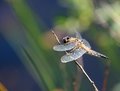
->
[[62, 36, 70, 43]]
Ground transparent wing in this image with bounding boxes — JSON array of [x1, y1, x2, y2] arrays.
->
[[75, 31, 82, 39], [53, 42, 76, 51], [82, 39, 91, 48], [61, 48, 86, 63], [75, 31, 91, 48]]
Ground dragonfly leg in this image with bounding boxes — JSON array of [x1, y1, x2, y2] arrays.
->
[[65, 51, 71, 55]]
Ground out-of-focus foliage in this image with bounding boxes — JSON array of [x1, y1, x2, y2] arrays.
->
[[95, 2, 120, 43], [1, 0, 120, 91], [94, 2, 120, 69], [56, 0, 93, 32]]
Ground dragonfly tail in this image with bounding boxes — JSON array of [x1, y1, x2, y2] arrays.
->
[[89, 50, 108, 59], [99, 53, 108, 59]]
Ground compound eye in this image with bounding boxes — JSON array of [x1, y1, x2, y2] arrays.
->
[[62, 36, 70, 43], [63, 39, 67, 43], [67, 36, 70, 40]]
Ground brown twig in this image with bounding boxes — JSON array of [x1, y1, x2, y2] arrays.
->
[[52, 30, 99, 91], [73, 58, 83, 91], [52, 30, 69, 90], [75, 61, 99, 91], [102, 60, 110, 91], [52, 30, 61, 44]]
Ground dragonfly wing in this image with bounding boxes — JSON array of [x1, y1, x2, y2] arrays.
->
[[75, 31, 82, 39], [82, 39, 91, 48], [53, 42, 76, 51], [75, 31, 91, 48], [61, 48, 86, 63]]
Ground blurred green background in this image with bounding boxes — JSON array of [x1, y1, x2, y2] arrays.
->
[[0, 0, 120, 91]]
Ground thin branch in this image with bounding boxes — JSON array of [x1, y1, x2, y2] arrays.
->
[[52, 30, 61, 44], [73, 58, 83, 91], [102, 60, 110, 91], [75, 61, 99, 91], [52, 30, 99, 91], [52, 30, 69, 90]]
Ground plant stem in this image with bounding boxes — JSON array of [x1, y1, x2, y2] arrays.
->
[[102, 60, 110, 91], [75, 61, 99, 91]]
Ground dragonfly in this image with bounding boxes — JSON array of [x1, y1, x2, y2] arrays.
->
[[53, 32, 108, 63]]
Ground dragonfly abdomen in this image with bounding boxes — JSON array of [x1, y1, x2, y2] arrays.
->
[[88, 50, 108, 59]]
